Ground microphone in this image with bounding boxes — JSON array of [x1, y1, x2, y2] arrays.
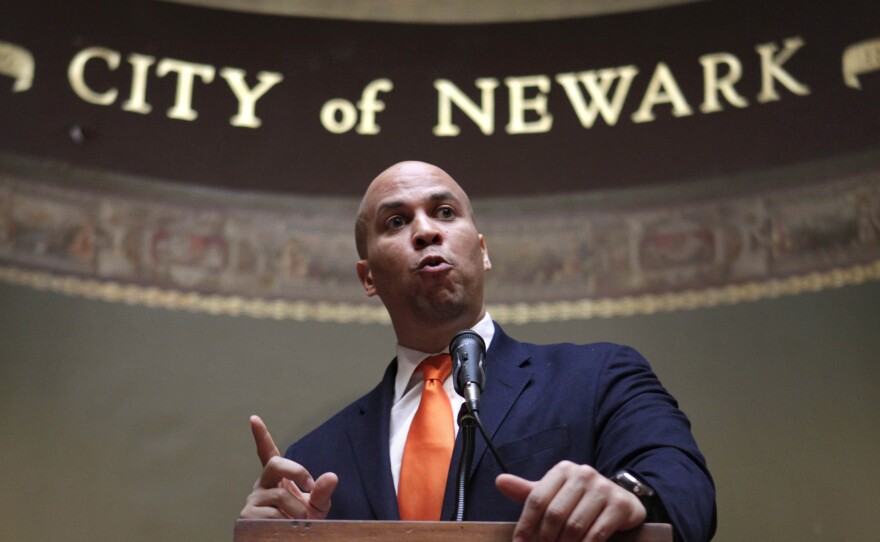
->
[[449, 329, 486, 413]]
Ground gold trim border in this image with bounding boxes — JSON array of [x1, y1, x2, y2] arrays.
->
[[3, 260, 879, 324], [160, 0, 700, 24]]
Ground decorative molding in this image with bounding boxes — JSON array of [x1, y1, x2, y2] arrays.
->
[[2, 260, 878, 323], [0, 264, 388, 322], [2, 154, 880, 322], [490, 260, 880, 323]]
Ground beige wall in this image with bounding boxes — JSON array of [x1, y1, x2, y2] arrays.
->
[[1, 279, 878, 541]]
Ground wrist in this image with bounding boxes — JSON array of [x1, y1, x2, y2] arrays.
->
[[608, 470, 667, 523]]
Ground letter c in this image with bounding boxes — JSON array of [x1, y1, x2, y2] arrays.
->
[[68, 46, 120, 105]]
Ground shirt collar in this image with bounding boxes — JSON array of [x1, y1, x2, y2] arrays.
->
[[393, 312, 495, 403]]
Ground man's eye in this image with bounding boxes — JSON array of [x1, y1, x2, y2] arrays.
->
[[437, 207, 456, 219], [385, 216, 406, 229]]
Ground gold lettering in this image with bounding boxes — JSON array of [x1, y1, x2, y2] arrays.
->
[[699, 53, 748, 113], [505, 75, 553, 134], [121, 53, 156, 114], [556, 65, 638, 128], [356, 78, 394, 135], [433, 78, 499, 136], [68, 46, 120, 106], [756, 37, 810, 103], [156, 58, 215, 121], [219, 68, 284, 128], [320, 98, 358, 133], [631, 62, 693, 123]]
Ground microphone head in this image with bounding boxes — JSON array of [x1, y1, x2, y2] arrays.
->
[[449, 329, 486, 398]]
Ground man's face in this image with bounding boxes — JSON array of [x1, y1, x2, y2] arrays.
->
[[356, 162, 491, 330]]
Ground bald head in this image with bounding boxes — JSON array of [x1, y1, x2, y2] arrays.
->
[[355, 161, 475, 259]]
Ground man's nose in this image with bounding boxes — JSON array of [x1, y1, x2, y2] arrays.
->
[[411, 214, 443, 249]]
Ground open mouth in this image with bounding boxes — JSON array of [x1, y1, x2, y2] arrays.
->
[[418, 255, 448, 270]]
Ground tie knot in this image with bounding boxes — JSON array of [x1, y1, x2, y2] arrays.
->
[[420, 354, 452, 382]]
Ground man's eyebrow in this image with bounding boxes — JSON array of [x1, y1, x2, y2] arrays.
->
[[431, 190, 458, 203], [376, 200, 405, 217], [376, 191, 460, 216], [427, 190, 459, 206]]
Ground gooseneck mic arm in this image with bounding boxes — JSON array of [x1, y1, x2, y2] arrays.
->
[[454, 404, 476, 522]]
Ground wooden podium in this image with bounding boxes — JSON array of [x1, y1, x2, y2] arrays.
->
[[234, 519, 672, 541]]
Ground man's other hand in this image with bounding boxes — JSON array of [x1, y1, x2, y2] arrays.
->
[[496, 460, 646, 542], [239, 415, 338, 520]]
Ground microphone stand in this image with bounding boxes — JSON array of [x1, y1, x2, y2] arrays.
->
[[453, 404, 510, 522], [454, 404, 476, 522], [449, 328, 510, 521]]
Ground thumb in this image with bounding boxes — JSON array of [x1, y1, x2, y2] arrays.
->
[[250, 415, 281, 467], [496, 473, 537, 504], [307, 472, 339, 518]]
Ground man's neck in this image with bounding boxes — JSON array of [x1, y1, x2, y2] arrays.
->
[[393, 309, 485, 354]]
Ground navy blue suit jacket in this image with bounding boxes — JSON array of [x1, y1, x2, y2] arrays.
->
[[285, 324, 716, 541]]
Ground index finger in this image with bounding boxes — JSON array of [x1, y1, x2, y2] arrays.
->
[[514, 464, 568, 542], [258, 456, 316, 493], [250, 415, 281, 467]]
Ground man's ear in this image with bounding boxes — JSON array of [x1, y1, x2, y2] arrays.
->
[[356, 259, 378, 297], [479, 234, 492, 271]]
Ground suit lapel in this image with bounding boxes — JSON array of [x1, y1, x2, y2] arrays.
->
[[348, 359, 400, 520], [469, 324, 533, 475]]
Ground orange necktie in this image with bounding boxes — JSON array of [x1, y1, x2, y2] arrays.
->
[[398, 354, 454, 520]]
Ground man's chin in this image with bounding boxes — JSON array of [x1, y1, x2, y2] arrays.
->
[[413, 292, 468, 323]]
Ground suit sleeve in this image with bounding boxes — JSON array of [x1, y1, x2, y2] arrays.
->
[[591, 345, 717, 542]]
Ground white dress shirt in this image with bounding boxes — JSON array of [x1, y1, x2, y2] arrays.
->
[[389, 313, 496, 494]]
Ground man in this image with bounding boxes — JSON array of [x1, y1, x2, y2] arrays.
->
[[240, 161, 716, 542]]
